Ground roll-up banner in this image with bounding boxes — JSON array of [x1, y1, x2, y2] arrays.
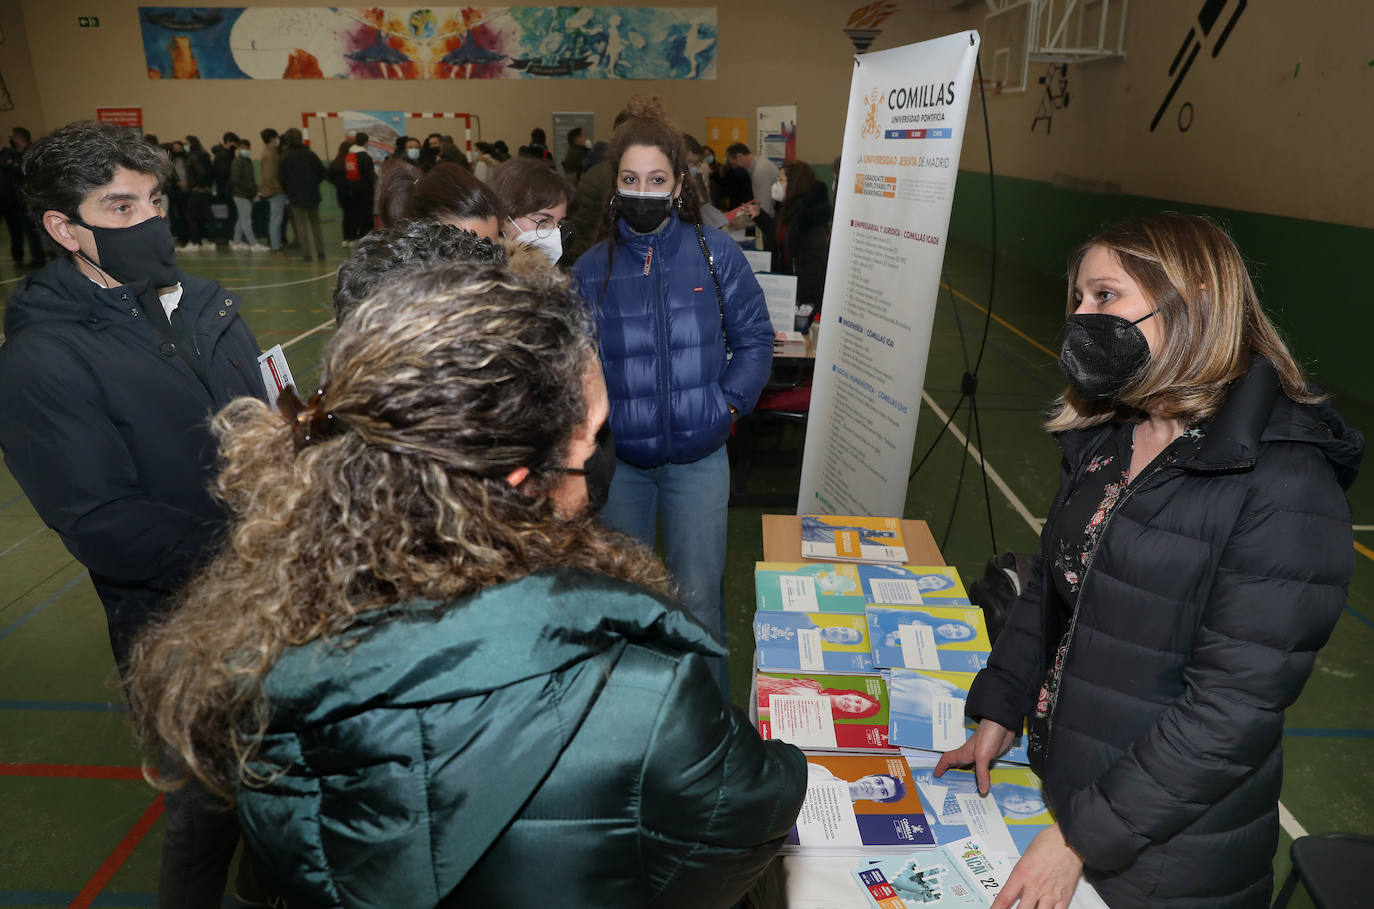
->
[[798, 31, 980, 517]]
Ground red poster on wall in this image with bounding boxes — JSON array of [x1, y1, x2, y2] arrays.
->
[[97, 108, 143, 129]]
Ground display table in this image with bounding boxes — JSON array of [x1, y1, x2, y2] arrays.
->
[[760, 514, 944, 565], [752, 514, 947, 907]]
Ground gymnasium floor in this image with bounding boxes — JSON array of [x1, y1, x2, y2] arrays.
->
[[0, 218, 1368, 906]]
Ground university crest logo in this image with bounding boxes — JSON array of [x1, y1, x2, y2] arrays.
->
[[859, 88, 882, 139]]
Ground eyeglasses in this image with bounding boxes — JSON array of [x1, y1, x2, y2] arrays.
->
[[518, 214, 572, 241]]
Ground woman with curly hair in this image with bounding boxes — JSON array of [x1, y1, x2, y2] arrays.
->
[[129, 261, 805, 908], [571, 96, 774, 690]]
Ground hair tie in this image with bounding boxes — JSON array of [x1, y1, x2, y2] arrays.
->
[[276, 385, 341, 450]]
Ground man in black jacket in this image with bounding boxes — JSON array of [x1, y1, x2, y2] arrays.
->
[[0, 120, 269, 907], [0, 126, 46, 267]]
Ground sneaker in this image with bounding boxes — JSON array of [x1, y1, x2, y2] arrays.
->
[[180, 242, 202, 253], [248, 243, 270, 253], [229, 241, 249, 251], [341, 240, 351, 249]]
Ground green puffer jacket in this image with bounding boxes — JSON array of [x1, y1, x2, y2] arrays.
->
[[237, 569, 807, 908]]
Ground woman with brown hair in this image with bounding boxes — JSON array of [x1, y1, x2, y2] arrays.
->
[[745, 159, 832, 310], [570, 95, 774, 691], [488, 157, 573, 265], [128, 260, 806, 907], [376, 160, 501, 239], [939, 213, 1362, 908]]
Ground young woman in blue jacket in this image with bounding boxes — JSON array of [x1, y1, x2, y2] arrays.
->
[[572, 95, 774, 680]]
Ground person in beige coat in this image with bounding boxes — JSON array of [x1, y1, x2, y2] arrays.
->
[[258, 127, 287, 254]]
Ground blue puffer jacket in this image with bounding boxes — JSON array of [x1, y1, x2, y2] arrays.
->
[[572, 212, 774, 468]]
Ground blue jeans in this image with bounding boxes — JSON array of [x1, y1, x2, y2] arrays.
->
[[599, 446, 730, 690], [231, 196, 255, 245], [266, 193, 288, 251]]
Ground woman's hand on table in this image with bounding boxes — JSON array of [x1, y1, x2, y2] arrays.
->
[[933, 717, 1016, 794], [991, 824, 1084, 909]]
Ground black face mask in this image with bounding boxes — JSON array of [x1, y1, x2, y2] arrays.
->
[[72, 214, 178, 289], [547, 420, 616, 516], [1059, 311, 1156, 402], [617, 190, 674, 234]]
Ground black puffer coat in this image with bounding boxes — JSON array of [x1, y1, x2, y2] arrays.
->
[[966, 359, 1362, 908], [757, 182, 831, 309]]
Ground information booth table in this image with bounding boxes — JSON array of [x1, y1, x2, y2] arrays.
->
[[751, 515, 944, 909]]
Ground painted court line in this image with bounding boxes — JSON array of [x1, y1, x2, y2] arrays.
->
[[1284, 727, 1374, 738], [1344, 604, 1374, 632], [919, 390, 1043, 534], [281, 317, 336, 352], [1277, 801, 1309, 841], [0, 699, 128, 712], [0, 763, 144, 780], [0, 570, 88, 644], [235, 270, 336, 291], [0, 527, 49, 559], [0, 892, 156, 908], [0, 491, 28, 511], [69, 795, 165, 909], [941, 281, 1059, 360]]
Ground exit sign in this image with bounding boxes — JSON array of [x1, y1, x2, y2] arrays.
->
[[78, 16, 101, 27]]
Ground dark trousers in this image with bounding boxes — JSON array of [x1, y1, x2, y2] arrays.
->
[[186, 191, 213, 245], [2, 198, 44, 264], [157, 760, 241, 908], [339, 188, 373, 241], [290, 204, 325, 259]]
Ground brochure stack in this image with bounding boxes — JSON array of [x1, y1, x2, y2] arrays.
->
[[750, 515, 1048, 907]]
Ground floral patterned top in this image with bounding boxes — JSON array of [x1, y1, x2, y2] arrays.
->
[[1031, 420, 1207, 745]]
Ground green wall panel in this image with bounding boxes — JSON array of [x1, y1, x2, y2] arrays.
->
[[948, 171, 1374, 400]]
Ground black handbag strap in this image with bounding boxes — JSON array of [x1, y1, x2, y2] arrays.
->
[[693, 222, 730, 355]]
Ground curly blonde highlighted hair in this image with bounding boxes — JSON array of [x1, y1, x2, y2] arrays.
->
[[128, 261, 670, 799], [1046, 213, 1319, 432]]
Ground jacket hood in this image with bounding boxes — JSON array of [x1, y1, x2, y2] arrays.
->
[[1181, 358, 1363, 488], [243, 570, 721, 906], [5, 258, 107, 335], [1055, 358, 1364, 490], [263, 569, 720, 728]]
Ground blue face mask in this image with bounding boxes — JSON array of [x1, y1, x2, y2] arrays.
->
[[406, 147, 420, 161]]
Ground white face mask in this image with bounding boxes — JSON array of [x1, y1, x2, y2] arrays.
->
[[509, 218, 563, 265], [770, 181, 785, 203]]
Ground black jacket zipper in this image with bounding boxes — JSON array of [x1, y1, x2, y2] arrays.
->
[[1040, 457, 1176, 758]]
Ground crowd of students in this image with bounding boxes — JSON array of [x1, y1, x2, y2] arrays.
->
[[1, 91, 1356, 909], [117, 119, 837, 290]]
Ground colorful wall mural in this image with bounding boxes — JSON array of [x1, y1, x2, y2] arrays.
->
[[139, 6, 718, 80]]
